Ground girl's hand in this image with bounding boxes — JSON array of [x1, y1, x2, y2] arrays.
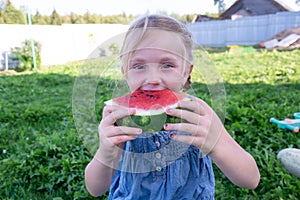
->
[[164, 97, 261, 189], [164, 96, 223, 155], [99, 105, 142, 146], [95, 105, 142, 167]]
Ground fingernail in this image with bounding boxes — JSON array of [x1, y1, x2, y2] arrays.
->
[[164, 124, 168, 129], [166, 108, 172, 113], [170, 133, 175, 139], [137, 129, 142, 134], [129, 109, 136, 115]]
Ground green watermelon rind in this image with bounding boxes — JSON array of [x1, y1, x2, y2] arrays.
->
[[105, 100, 186, 132], [116, 112, 183, 133], [104, 91, 191, 133]]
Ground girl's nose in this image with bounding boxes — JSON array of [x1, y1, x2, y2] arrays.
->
[[145, 66, 162, 84]]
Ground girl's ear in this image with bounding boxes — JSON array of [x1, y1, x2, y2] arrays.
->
[[182, 64, 193, 92], [185, 64, 193, 79], [188, 64, 193, 75], [121, 66, 126, 77]]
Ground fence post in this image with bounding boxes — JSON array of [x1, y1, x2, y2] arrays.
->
[[26, 6, 37, 70], [5, 51, 8, 71]]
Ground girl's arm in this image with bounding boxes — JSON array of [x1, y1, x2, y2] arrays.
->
[[209, 128, 260, 189], [84, 105, 142, 197], [85, 145, 124, 197], [85, 154, 115, 197], [164, 96, 260, 189]]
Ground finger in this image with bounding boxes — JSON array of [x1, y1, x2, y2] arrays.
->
[[166, 107, 201, 125], [102, 134, 138, 146], [164, 122, 202, 135], [112, 126, 142, 136], [108, 126, 143, 145], [102, 107, 135, 125], [99, 122, 142, 138], [103, 105, 120, 115], [103, 105, 135, 117], [178, 98, 206, 116], [100, 126, 142, 146], [171, 129, 221, 155], [170, 134, 199, 147], [109, 134, 140, 145]]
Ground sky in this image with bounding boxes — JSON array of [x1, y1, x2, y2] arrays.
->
[[8, 0, 300, 16]]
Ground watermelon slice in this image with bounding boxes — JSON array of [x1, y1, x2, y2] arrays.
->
[[105, 89, 190, 132]]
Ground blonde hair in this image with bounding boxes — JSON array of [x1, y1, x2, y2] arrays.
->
[[120, 14, 194, 91]]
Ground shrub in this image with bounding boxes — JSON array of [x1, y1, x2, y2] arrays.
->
[[10, 39, 41, 72]]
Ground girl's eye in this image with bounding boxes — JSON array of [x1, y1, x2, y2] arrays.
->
[[161, 63, 175, 69], [131, 64, 145, 70]]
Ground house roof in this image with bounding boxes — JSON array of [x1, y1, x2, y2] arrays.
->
[[219, 0, 295, 20], [192, 14, 219, 23]]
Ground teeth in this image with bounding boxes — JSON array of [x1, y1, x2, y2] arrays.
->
[[140, 86, 166, 91]]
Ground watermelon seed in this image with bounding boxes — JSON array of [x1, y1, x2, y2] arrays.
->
[[146, 94, 155, 99]]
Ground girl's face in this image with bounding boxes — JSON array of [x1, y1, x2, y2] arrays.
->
[[122, 30, 193, 93]]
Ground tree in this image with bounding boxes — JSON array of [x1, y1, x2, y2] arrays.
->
[[50, 9, 61, 25], [214, 0, 226, 13], [70, 12, 84, 24], [83, 10, 96, 24], [2, 0, 25, 24], [0, 9, 4, 23], [61, 14, 71, 24], [32, 10, 47, 24]]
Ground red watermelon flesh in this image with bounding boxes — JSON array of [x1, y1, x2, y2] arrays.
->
[[104, 89, 189, 132], [105, 89, 187, 116]]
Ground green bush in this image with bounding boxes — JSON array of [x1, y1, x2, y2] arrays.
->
[[10, 40, 42, 72]]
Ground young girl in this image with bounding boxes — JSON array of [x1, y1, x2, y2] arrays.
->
[[85, 14, 260, 199]]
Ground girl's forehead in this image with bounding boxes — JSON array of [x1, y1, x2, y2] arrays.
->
[[130, 48, 182, 62], [125, 29, 187, 59]]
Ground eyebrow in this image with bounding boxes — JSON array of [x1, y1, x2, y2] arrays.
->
[[160, 56, 178, 63], [129, 58, 145, 67], [129, 54, 179, 64]]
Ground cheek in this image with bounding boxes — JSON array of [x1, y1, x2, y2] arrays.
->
[[125, 72, 143, 90], [168, 69, 190, 90], [166, 69, 187, 82], [161, 75, 184, 90]]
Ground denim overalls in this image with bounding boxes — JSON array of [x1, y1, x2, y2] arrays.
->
[[108, 131, 215, 200]]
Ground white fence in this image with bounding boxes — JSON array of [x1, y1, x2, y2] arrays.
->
[[187, 11, 300, 47], [0, 24, 129, 69], [1, 11, 300, 68]]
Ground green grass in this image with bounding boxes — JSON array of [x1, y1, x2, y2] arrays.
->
[[0, 49, 299, 199]]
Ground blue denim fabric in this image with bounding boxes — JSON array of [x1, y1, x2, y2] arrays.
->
[[108, 131, 215, 200]]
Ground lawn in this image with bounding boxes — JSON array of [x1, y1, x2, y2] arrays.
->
[[0, 49, 299, 199]]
